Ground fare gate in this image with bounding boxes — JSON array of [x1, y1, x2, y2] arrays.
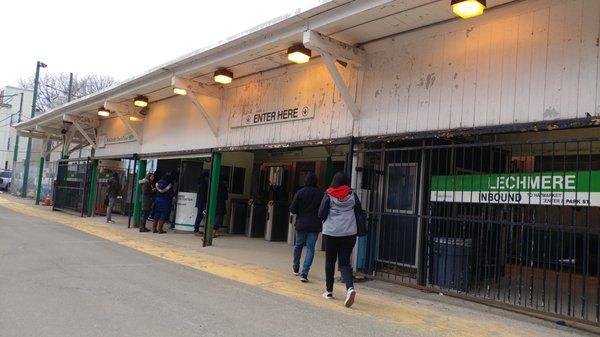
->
[[356, 137, 600, 324]]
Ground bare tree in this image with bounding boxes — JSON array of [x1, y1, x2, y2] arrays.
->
[[19, 73, 115, 113]]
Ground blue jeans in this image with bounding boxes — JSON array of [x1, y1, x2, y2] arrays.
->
[[194, 207, 205, 232], [293, 231, 319, 276]]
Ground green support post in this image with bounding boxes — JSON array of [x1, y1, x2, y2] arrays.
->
[[325, 156, 334, 187], [204, 152, 222, 246], [86, 160, 98, 217], [34, 156, 45, 204], [132, 160, 147, 228], [22, 61, 45, 198]]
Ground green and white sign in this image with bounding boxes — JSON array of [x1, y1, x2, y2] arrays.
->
[[430, 171, 600, 206]]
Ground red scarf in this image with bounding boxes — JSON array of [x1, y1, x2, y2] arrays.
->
[[326, 185, 351, 199]]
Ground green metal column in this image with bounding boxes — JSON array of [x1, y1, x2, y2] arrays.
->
[[132, 160, 147, 228], [204, 152, 221, 246], [34, 157, 45, 204], [325, 156, 334, 187], [22, 61, 45, 197], [86, 160, 98, 217]]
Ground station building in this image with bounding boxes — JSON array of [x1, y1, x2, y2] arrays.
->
[[14, 0, 600, 325]]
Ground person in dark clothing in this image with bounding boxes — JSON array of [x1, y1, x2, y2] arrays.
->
[[289, 172, 323, 282], [153, 173, 174, 234], [194, 171, 209, 237], [318, 171, 362, 308], [213, 177, 228, 237], [139, 172, 155, 232], [106, 173, 121, 224]]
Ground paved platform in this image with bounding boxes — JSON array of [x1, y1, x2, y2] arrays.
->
[[0, 193, 594, 336]]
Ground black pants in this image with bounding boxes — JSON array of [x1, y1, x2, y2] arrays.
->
[[324, 234, 356, 292]]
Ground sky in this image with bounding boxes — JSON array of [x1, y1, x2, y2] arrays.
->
[[0, 0, 324, 88]]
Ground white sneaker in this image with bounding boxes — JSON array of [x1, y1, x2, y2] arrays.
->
[[344, 287, 356, 308], [322, 291, 333, 300]]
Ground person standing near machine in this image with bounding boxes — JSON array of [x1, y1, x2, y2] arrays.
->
[[318, 172, 362, 308], [106, 172, 121, 224], [153, 173, 174, 234], [139, 172, 155, 232], [289, 172, 323, 283], [194, 172, 209, 237]]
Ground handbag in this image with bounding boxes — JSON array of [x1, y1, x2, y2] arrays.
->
[[353, 194, 368, 237]]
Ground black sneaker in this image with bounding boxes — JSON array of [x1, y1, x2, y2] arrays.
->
[[293, 266, 299, 276], [300, 274, 308, 283]]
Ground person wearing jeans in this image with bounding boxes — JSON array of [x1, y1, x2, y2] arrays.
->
[[290, 172, 323, 282], [318, 172, 362, 308]]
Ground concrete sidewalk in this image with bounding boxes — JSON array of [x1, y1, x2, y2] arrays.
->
[[0, 193, 593, 336]]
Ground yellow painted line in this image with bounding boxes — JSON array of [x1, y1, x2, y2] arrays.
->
[[0, 196, 538, 336]]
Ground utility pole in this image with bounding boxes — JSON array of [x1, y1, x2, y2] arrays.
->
[[11, 93, 24, 170], [22, 61, 46, 198]]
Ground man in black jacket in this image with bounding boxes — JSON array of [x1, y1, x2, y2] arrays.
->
[[290, 172, 323, 282]]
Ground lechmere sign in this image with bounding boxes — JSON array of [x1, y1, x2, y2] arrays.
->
[[430, 171, 600, 206], [235, 106, 313, 127]]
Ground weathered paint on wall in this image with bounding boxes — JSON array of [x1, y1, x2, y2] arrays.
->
[[219, 60, 357, 147], [358, 0, 600, 137], [96, 0, 600, 157]]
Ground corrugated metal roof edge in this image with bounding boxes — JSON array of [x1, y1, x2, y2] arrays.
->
[[15, 0, 390, 131]]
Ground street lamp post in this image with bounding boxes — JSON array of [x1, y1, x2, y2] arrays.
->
[[21, 61, 46, 198]]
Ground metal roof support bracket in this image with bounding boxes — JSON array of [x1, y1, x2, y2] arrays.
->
[[72, 120, 96, 149], [320, 52, 361, 120], [303, 30, 366, 68], [303, 30, 365, 120], [103, 101, 143, 145], [171, 76, 220, 137], [171, 76, 221, 99]]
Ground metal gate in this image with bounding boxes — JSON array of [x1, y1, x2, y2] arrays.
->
[[52, 159, 91, 216], [356, 137, 600, 324]]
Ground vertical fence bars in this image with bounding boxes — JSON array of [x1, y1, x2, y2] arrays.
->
[[52, 159, 91, 215], [356, 138, 600, 324]]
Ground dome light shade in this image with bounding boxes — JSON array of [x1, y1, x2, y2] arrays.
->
[[173, 87, 187, 96], [133, 95, 149, 108], [213, 68, 233, 84], [287, 44, 311, 64], [451, 0, 486, 19], [97, 107, 110, 117]]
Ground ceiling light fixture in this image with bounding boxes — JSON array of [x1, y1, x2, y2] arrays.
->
[[133, 95, 149, 108], [97, 107, 110, 117], [213, 68, 233, 84], [173, 87, 187, 96], [451, 0, 486, 19], [287, 44, 311, 64]]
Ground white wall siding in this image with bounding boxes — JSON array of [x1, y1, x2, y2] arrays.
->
[[358, 0, 600, 137], [220, 60, 357, 147]]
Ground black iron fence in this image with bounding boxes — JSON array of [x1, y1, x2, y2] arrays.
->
[[53, 159, 91, 216], [356, 138, 600, 324]]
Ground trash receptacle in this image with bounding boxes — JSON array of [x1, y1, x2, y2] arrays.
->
[[432, 237, 472, 292]]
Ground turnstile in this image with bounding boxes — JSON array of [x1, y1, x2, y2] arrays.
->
[[264, 200, 289, 241], [246, 199, 267, 238], [229, 198, 249, 234]]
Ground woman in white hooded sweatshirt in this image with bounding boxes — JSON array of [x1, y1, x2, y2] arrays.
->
[[318, 172, 363, 308]]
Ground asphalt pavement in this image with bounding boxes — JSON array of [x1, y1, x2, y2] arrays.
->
[[0, 205, 409, 337]]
